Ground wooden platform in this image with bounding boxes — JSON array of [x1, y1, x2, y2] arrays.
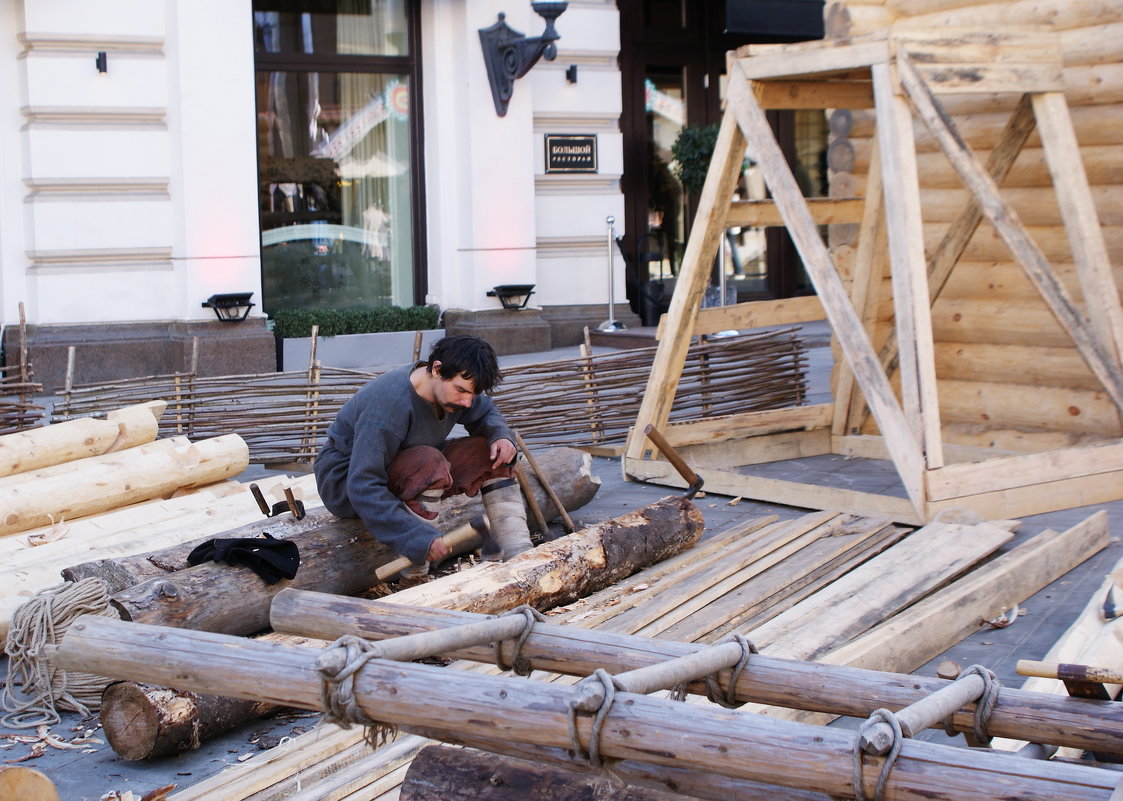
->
[[624, 25, 1123, 524]]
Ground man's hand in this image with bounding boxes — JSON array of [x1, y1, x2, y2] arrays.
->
[[490, 437, 517, 469], [427, 535, 451, 563]]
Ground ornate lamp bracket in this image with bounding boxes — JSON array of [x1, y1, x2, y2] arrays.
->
[[479, 2, 568, 117]]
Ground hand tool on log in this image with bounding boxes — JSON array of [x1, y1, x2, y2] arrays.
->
[[643, 424, 704, 499], [249, 483, 306, 520], [1016, 659, 1120, 701], [374, 517, 488, 583], [513, 430, 576, 533]]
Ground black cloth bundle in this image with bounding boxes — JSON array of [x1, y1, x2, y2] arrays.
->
[[186, 533, 299, 584]]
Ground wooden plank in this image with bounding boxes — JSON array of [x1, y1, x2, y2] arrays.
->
[[836, 137, 888, 436], [925, 440, 1123, 502], [662, 404, 832, 448], [657, 295, 825, 339], [749, 519, 1014, 661], [755, 80, 874, 110], [623, 456, 923, 524], [624, 110, 746, 461], [679, 429, 831, 469], [726, 61, 927, 515], [824, 510, 1110, 674], [726, 198, 865, 227], [1033, 91, 1123, 371], [911, 63, 1065, 94], [833, 434, 1016, 465], [735, 39, 889, 80], [925, 468, 1123, 522], [653, 517, 904, 642], [872, 62, 944, 469], [893, 28, 1064, 66], [896, 51, 1123, 415]]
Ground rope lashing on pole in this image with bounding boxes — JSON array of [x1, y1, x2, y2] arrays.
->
[[854, 708, 904, 801], [494, 605, 546, 676]]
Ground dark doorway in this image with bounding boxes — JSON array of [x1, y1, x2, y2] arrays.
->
[[618, 0, 825, 325]]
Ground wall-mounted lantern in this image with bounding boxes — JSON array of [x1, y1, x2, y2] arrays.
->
[[202, 292, 255, 322], [479, 2, 568, 117], [487, 284, 536, 310]]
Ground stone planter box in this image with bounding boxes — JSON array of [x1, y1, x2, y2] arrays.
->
[[280, 329, 445, 372]]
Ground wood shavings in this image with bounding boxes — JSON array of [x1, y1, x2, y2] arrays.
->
[[27, 514, 69, 546]]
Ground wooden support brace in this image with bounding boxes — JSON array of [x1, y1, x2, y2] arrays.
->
[[895, 50, 1123, 416], [725, 60, 927, 514]]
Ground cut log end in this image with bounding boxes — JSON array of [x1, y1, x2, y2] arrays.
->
[[101, 682, 186, 760]]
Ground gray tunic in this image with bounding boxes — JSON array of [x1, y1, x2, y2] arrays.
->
[[313, 364, 514, 565]]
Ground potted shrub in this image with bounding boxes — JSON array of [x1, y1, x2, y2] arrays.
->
[[273, 306, 443, 371]]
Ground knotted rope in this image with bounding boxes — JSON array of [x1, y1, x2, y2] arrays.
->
[[853, 708, 903, 801], [495, 605, 545, 676], [943, 664, 1001, 744], [315, 635, 397, 748], [567, 668, 620, 769], [1, 578, 117, 728], [670, 633, 758, 707]]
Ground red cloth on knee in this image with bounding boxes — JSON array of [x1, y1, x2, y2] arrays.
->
[[442, 436, 516, 498], [387, 446, 452, 520]]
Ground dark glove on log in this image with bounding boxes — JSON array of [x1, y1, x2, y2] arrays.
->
[[187, 533, 299, 584]]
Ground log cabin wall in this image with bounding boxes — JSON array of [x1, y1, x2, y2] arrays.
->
[[826, 0, 1123, 451]]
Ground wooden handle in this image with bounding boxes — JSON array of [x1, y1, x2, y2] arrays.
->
[[643, 424, 700, 487], [1016, 659, 1123, 685], [375, 518, 486, 581]]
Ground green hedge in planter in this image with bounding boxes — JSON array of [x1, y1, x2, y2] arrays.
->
[[271, 306, 440, 339]]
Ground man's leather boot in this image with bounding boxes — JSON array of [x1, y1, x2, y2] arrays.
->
[[480, 477, 533, 560]]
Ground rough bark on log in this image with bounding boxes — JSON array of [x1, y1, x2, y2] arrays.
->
[[53, 617, 1122, 801], [400, 744, 696, 801], [64, 447, 599, 592], [110, 495, 691, 634], [388, 496, 704, 615], [101, 681, 279, 760], [97, 496, 687, 759], [270, 592, 1123, 758]]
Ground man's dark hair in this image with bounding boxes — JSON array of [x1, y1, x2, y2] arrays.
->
[[427, 335, 503, 393]]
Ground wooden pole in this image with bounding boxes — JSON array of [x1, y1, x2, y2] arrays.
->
[[513, 430, 576, 533], [52, 616, 1121, 801], [268, 592, 1123, 758]]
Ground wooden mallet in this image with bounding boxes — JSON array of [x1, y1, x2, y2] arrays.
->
[[374, 516, 489, 582]]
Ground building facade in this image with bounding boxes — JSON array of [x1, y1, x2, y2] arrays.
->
[[0, 0, 823, 388]]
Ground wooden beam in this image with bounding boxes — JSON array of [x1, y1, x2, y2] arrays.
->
[[726, 198, 865, 227], [735, 39, 889, 80], [754, 80, 874, 110], [875, 93, 1038, 405], [656, 295, 825, 339], [661, 404, 832, 448], [896, 51, 1123, 416], [624, 111, 746, 462], [726, 62, 926, 515], [872, 61, 944, 469], [833, 434, 1016, 465], [925, 440, 1123, 502], [623, 456, 923, 524], [1032, 91, 1123, 371], [835, 137, 888, 436]]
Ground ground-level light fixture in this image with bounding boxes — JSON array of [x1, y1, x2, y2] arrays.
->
[[487, 284, 536, 310], [202, 292, 255, 322]]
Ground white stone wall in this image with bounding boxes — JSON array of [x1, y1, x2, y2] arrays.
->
[[421, 0, 625, 313], [0, 0, 261, 327]]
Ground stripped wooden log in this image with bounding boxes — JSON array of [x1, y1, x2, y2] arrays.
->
[[0, 400, 165, 478], [0, 434, 249, 537], [269, 591, 1123, 757], [51, 616, 1122, 801]]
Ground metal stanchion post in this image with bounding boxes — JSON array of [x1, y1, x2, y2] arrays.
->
[[598, 215, 627, 331]]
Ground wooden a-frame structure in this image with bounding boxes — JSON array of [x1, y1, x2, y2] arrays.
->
[[624, 26, 1123, 524]]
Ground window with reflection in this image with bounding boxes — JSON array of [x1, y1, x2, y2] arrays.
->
[[253, 1, 420, 314]]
